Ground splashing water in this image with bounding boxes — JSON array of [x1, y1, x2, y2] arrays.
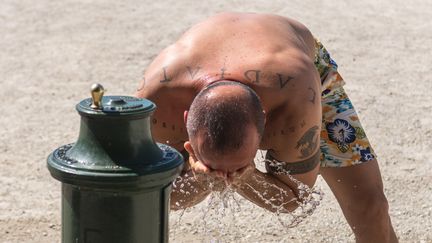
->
[[263, 154, 323, 228], [169, 151, 323, 242]]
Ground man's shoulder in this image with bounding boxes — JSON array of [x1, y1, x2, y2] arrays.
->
[[135, 42, 195, 96]]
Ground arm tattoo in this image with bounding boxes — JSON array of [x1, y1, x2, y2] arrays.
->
[[244, 69, 261, 83], [276, 73, 294, 89], [160, 66, 171, 82], [265, 150, 320, 175], [295, 125, 320, 158]]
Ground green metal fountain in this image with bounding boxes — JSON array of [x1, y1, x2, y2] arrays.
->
[[47, 84, 183, 243]]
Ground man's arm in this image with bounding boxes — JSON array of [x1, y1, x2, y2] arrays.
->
[[234, 63, 322, 212], [265, 146, 321, 191], [233, 150, 320, 213], [233, 168, 299, 212]]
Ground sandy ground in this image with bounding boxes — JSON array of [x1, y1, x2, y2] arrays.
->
[[1, 0, 431, 242]]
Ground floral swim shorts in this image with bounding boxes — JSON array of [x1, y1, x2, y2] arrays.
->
[[314, 39, 377, 167]]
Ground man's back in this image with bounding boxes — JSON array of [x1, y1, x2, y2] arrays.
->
[[136, 12, 321, 155]]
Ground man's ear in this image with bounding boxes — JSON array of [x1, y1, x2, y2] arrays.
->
[[184, 141, 194, 155], [184, 110, 189, 124], [184, 141, 199, 163]]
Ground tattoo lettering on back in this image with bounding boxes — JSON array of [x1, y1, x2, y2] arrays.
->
[[186, 66, 201, 79], [160, 66, 171, 83], [295, 125, 320, 158], [276, 73, 294, 89], [153, 64, 301, 90], [137, 77, 145, 91], [244, 69, 261, 83], [219, 67, 229, 79], [308, 87, 316, 104], [300, 120, 306, 127]]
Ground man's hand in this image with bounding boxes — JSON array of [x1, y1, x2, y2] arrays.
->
[[187, 150, 226, 180], [184, 148, 229, 192], [186, 149, 257, 192], [189, 155, 256, 192], [184, 141, 257, 191]]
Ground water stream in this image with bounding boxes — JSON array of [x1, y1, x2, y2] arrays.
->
[[169, 151, 323, 242]]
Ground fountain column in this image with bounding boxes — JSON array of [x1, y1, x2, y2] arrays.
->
[[47, 84, 183, 243]]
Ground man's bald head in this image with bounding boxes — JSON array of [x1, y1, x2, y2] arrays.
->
[[186, 81, 265, 157]]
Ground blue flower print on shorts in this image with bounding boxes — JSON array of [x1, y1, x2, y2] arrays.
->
[[360, 147, 375, 162], [326, 118, 356, 152]]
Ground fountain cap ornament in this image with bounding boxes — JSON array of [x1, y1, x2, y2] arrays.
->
[[76, 83, 156, 118], [90, 83, 105, 109]]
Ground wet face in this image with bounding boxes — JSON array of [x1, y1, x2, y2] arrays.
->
[[191, 124, 260, 174]]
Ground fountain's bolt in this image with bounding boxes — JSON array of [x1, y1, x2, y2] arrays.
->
[[90, 83, 105, 109]]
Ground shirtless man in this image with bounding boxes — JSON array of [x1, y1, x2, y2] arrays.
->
[[135, 12, 397, 243]]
